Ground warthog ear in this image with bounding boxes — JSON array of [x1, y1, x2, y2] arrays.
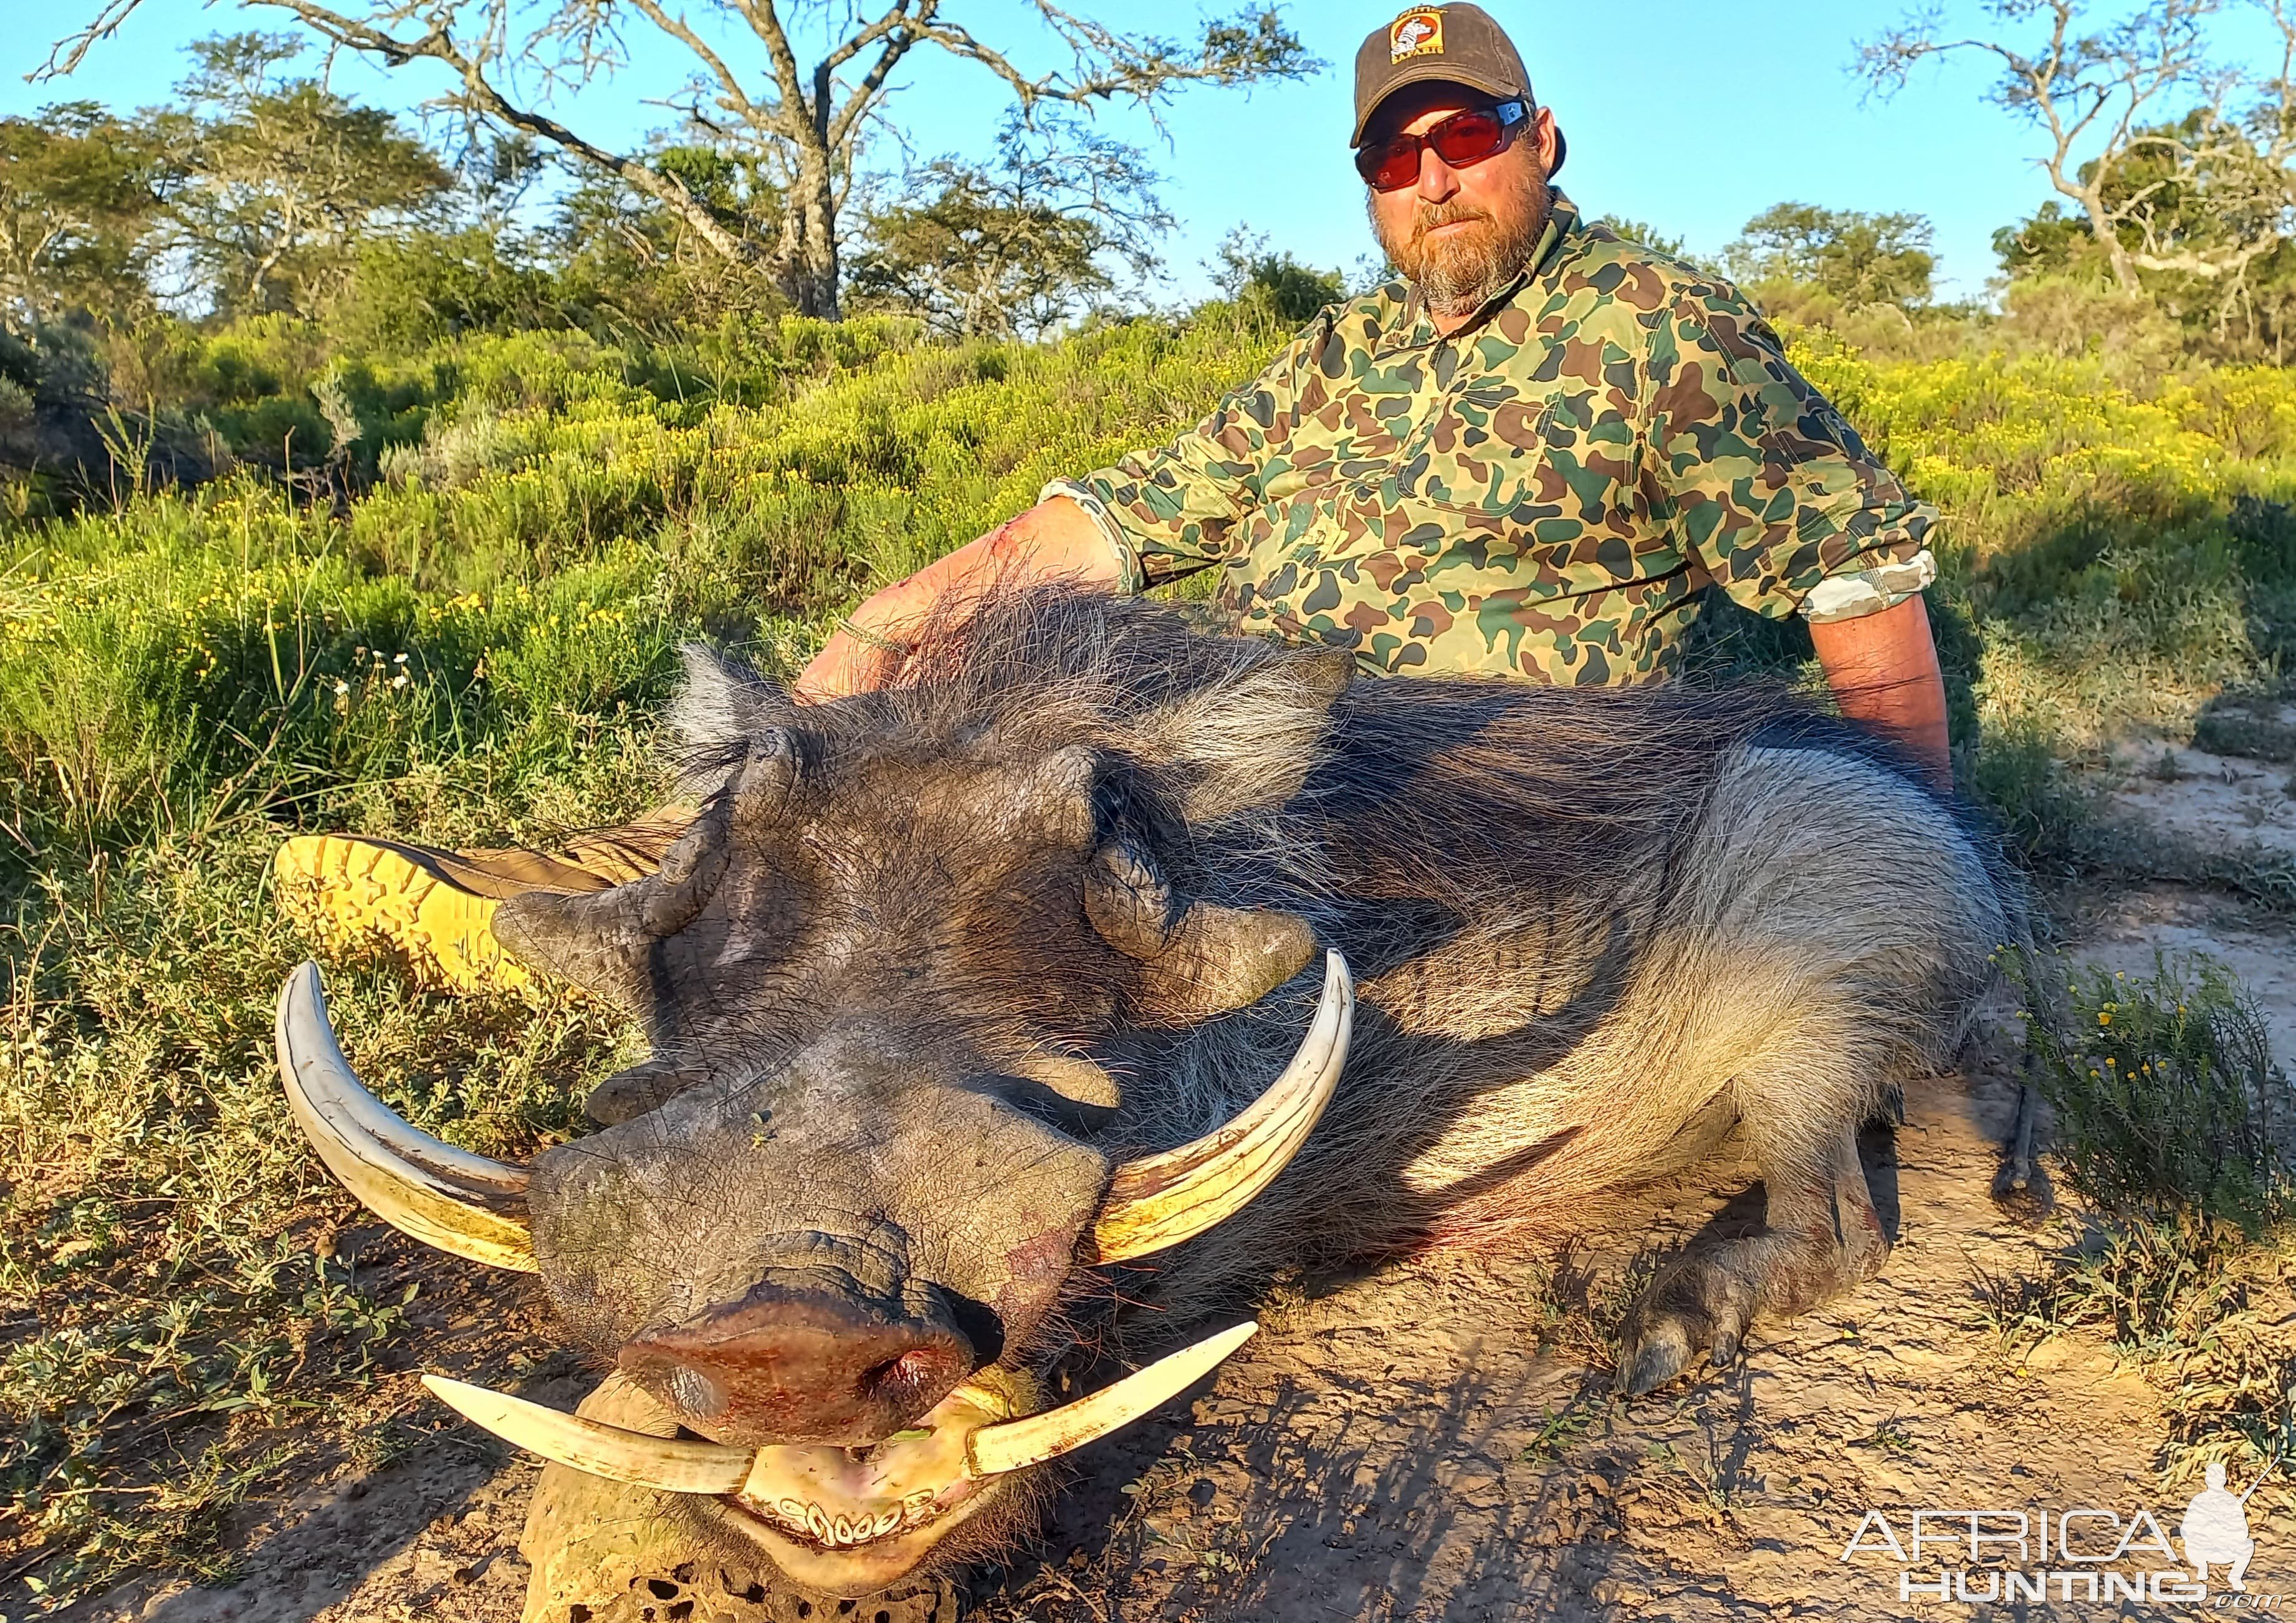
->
[[1122, 643, 1352, 823], [667, 644, 798, 797], [1084, 837, 1316, 1026]]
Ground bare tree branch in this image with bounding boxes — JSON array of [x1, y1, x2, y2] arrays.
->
[[45, 0, 1316, 318], [1857, 0, 2237, 291]]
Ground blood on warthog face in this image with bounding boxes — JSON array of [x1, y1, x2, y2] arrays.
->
[[273, 647, 1356, 1594]]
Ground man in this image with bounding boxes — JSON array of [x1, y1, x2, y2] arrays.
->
[[279, 2, 1951, 993]]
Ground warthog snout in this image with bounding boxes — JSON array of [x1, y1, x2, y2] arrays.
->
[[616, 1273, 981, 1447]]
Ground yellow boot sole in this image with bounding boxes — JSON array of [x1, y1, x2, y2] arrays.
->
[[274, 834, 532, 995]]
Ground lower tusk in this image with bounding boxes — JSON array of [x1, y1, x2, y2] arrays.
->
[[421, 1375, 750, 1495], [964, 1321, 1257, 1477], [420, 1322, 1260, 1499]]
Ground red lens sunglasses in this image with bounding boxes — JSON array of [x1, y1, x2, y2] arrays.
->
[[1355, 99, 1532, 193]]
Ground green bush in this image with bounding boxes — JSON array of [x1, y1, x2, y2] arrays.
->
[[2018, 953, 2293, 1233]]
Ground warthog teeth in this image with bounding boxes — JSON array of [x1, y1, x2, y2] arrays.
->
[[275, 962, 537, 1271], [757, 1496, 930, 1549], [962, 1321, 1258, 1476], [418, 1321, 1259, 1526], [1089, 950, 1353, 1263]]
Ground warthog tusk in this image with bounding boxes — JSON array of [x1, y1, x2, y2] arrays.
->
[[1089, 950, 1352, 1263], [419, 1323, 1259, 1497], [421, 1375, 750, 1493], [962, 1321, 1258, 1476], [275, 962, 537, 1271]]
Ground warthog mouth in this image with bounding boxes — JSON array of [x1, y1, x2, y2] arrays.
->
[[423, 1326, 1256, 1592]]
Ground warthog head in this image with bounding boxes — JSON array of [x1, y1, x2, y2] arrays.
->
[[274, 596, 1361, 1594]]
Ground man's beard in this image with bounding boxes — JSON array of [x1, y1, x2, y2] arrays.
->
[[1372, 170, 1552, 320]]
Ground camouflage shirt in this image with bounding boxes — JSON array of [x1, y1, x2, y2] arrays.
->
[[1048, 193, 1937, 684]]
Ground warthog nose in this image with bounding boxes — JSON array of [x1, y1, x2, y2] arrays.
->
[[616, 1282, 977, 1447]]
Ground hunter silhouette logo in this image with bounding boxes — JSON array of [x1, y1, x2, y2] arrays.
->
[[2183, 1459, 2272, 1590], [1390, 9, 1443, 60]]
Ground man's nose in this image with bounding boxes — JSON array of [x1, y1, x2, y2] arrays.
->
[[1414, 147, 1460, 203]]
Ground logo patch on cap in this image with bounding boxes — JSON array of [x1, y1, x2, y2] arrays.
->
[[1389, 7, 1443, 61]]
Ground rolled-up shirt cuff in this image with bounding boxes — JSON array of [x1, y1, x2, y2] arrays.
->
[[1040, 479, 1146, 595], [1801, 547, 1937, 625]]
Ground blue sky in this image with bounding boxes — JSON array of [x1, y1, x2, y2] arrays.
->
[[6, 1, 2288, 304]]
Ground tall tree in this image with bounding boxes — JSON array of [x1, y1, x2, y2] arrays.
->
[[1207, 226, 1346, 323], [46, 1, 1318, 321], [0, 102, 172, 322], [151, 33, 454, 317], [1858, 0, 2296, 296], [849, 113, 1168, 338], [1726, 203, 1937, 307]]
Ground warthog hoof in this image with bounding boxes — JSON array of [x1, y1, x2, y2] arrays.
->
[[1615, 1127, 1892, 1397]]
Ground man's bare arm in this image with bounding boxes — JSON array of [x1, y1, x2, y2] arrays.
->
[[793, 496, 1129, 701], [1807, 595, 1952, 790]]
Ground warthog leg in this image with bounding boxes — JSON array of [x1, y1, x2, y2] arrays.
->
[[1615, 1124, 1890, 1396]]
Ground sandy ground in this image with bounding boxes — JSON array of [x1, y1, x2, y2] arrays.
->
[[61, 768, 2296, 1623], [2102, 734, 2296, 863]]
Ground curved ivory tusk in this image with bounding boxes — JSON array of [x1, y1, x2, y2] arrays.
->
[[1089, 950, 1352, 1264], [421, 1375, 751, 1494], [421, 1321, 1256, 1498], [276, 961, 537, 1271], [964, 1321, 1257, 1477]]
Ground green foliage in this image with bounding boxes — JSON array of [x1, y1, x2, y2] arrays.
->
[[153, 34, 454, 320], [2017, 954, 2292, 1233], [333, 227, 563, 353], [1994, 112, 2296, 363], [1727, 202, 1936, 308], [0, 100, 172, 322], [850, 114, 1172, 340], [0, 829, 633, 1599], [1209, 227, 1349, 325]]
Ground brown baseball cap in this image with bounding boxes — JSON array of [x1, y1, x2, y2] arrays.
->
[[1351, 4, 1566, 175]]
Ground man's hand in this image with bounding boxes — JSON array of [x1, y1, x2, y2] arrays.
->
[[793, 495, 1131, 703], [1807, 595, 1953, 791]]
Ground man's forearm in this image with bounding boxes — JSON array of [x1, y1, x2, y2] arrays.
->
[[795, 495, 1131, 701], [1807, 595, 1952, 789]]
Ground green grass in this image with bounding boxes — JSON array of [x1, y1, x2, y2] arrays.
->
[[1974, 954, 2296, 1512], [4, 300, 2296, 1607]]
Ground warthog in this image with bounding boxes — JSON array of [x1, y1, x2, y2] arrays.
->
[[275, 589, 2018, 1617]]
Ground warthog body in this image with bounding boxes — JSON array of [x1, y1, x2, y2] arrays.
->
[[277, 589, 2017, 1615]]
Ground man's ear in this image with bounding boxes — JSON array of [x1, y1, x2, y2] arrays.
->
[[1122, 643, 1354, 823]]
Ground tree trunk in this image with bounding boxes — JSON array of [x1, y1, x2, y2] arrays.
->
[[790, 76, 841, 321], [791, 181, 840, 320], [2075, 181, 2142, 295]]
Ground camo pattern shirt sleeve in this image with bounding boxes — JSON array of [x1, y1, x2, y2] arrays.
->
[[1053, 332, 1324, 586], [1646, 291, 1934, 624], [1067, 195, 1937, 684]]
